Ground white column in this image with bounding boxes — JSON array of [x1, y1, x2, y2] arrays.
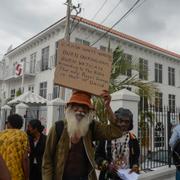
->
[[0, 105, 12, 130], [47, 98, 65, 134], [15, 103, 29, 130], [111, 89, 140, 136]]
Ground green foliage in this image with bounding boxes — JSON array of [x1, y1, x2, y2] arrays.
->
[[110, 46, 136, 82], [93, 97, 108, 124], [139, 111, 154, 146], [110, 46, 157, 98], [139, 111, 154, 126], [93, 45, 158, 124], [16, 89, 22, 97]]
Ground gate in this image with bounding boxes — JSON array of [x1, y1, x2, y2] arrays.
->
[[138, 105, 180, 171], [25, 106, 47, 132]]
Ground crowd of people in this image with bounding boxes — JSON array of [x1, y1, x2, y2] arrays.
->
[[0, 113, 46, 180], [0, 90, 141, 180]]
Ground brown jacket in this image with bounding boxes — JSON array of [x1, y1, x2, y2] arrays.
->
[[42, 120, 124, 180]]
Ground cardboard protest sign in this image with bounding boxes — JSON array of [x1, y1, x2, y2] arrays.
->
[[54, 40, 113, 96]]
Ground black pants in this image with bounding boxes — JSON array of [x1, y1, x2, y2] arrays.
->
[[30, 164, 42, 180], [99, 171, 122, 180]]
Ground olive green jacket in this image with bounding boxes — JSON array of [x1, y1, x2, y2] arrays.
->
[[42, 120, 124, 180]]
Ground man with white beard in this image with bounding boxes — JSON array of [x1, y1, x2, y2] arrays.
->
[[42, 90, 128, 180]]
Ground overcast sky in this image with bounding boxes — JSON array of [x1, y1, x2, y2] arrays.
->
[[0, 0, 180, 59]]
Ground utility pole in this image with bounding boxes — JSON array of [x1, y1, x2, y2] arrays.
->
[[64, 0, 81, 41], [64, 0, 72, 41], [60, 0, 72, 100], [60, 0, 81, 99]]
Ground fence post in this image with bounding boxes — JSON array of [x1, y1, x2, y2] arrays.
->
[[0, 105, 12, 130], [111, 89, 140, 136], [167, 111, 172, 167], [47, 98, 65, 134]]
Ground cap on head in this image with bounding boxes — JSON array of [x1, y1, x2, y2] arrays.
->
[[67, 91, 94, 109], [114, 108, 133, 120]]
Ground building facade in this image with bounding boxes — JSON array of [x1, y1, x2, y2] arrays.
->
[[0, 16, 180, 111]]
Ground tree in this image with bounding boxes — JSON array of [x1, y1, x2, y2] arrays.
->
[[16, 89, 22, 97], [93, 46, 158, 124]]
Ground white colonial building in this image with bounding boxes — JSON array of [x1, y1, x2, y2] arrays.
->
[[1, 16, 179, 172], [0, 16, 180, 111]]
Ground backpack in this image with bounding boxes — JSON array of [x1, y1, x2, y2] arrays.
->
[[55, 120, 95, 143], [55, 121, 64, 142], [172, 139, 180, 169]]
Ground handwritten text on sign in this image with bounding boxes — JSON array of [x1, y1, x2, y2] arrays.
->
[[54, 40, 113, 96]]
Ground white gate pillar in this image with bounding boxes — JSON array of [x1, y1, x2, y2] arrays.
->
[[111, 89, 140, 136], [47, 98, 65, 134], [15, 103, 29, 130]]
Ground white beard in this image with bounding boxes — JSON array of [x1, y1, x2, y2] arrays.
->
[[65, 106, 94, 139]]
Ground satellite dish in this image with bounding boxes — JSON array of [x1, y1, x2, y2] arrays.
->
[[6, 44, 13, 53]]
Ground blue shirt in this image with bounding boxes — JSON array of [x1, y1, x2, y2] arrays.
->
[[169, 124, 180, 148]]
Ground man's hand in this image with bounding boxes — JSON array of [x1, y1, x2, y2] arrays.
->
[[129, 164, 139, 174], [99, 160, 109, 171], [107, 162, 119, 177], [101, 90, 116, 124], [101, 90, 111, 109]]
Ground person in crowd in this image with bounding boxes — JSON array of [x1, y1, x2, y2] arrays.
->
[[0, 154, 11, 180], [95, 108, 140, 180], [0, 114, 29, 180], [169, 124, 180, 180], [27, 119, 46, 180], [169, 123, 180, 148], [42, 90, 128, 180]]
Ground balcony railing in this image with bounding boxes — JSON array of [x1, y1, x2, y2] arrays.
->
[[1, 54, 56, 81], [3, 65, 36, 81]]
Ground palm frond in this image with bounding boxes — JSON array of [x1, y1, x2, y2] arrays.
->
[[112, 75, 158, 100], [93, 45, 158, 123]]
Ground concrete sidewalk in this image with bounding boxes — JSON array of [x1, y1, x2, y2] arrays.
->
[[96, 166, 176, 180], [139, 166, 176, 180]]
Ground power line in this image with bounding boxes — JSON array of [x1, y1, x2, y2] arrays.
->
[[91, 0, 108, 20], [90, 0, 141, 46], [70, 16, 82, 35], [128, 0, 147, 14], [70, 0, 147, 42], [70, 0, 108, 35], [85, 0, 137, 41], [70, 0, 107, 35], [85, 0, 123, 40], [101, 0, 123, 24], [69, 3, 82, 35]]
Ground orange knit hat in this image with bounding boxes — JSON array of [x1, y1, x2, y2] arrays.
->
[[67, 91, 94, 109]]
